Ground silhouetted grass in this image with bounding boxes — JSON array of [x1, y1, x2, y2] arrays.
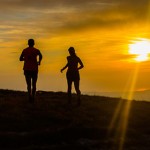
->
[[0, 89, 150, 149]]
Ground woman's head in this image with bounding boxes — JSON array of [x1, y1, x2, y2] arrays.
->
[[68, 47, 76, 56]]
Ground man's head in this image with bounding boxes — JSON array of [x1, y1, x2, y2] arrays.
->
[[28, 39, 35, 47]]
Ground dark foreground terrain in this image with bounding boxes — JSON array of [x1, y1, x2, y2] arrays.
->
[[0, 89, 150, 150]]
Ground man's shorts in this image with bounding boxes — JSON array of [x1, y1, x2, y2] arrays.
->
[[24, 70, 38, 79]]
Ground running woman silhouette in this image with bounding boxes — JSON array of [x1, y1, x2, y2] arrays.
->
[[19, 39, 42, 102], [61, 47, 84, 105]]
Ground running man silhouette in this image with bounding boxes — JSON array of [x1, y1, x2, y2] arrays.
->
[[61, 47, 84, 105], [19, 39, 42, 102]]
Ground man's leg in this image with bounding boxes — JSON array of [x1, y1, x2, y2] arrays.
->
[[25, 74, 32, 101], [32, 72, 38, 101]]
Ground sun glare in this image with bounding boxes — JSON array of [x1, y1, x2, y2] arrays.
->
[[129, 38, 150, 62]]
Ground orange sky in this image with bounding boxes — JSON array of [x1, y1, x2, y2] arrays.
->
[[1, 0, 150, 96]]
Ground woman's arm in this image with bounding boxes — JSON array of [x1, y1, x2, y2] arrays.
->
[[61, 63, 68, 73], [78, 58, 84, 70]]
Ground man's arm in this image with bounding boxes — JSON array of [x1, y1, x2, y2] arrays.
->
[[38, 51, 43, 65], [19, 52, 24, 61]]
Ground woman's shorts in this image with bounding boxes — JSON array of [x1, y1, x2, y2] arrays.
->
[[66, 71, 80, 81]]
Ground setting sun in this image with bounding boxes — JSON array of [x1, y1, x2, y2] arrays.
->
[[129, 38, 150, 62]]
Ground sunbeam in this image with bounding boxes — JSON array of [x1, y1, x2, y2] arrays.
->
[[108, 63, 140, 150]]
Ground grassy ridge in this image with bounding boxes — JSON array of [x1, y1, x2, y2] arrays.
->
[[0, 89, 150, 150]]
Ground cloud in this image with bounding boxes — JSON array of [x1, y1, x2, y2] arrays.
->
[[0, 0, 149, 42], [111, 54, 136, 61]]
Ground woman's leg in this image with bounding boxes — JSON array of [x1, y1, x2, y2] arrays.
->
[[74, 80, 81, 105], [67, 79, 72, 103]]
